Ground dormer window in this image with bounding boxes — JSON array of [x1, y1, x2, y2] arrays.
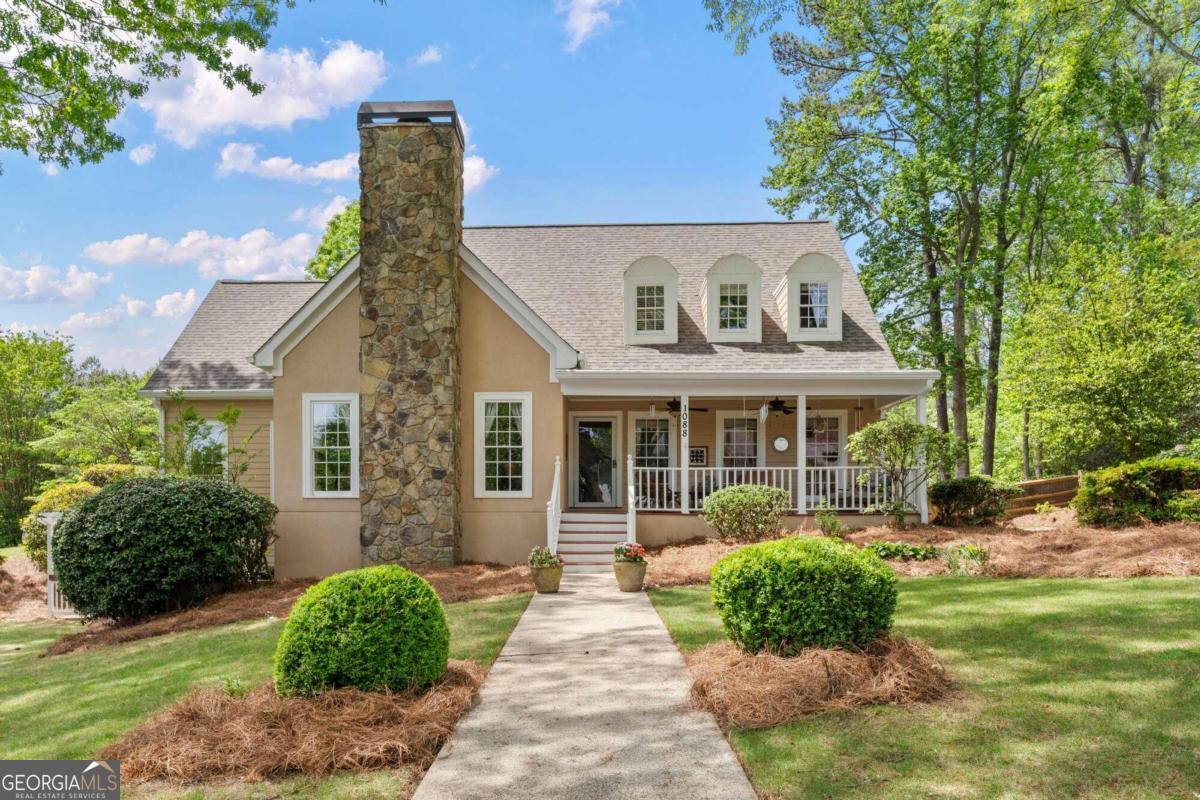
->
[[703, 255, 762, 343], [778, 253, 843, 342], [624, 256, 678, 345]]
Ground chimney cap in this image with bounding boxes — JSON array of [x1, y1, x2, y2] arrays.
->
[[357, 100, 464, 147]]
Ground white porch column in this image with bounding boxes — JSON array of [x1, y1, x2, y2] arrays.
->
[[916, 391, 929, 523], [796, 394, 806, 514], [680, 393, 690, 514]]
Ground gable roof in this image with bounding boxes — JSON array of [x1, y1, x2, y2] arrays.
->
[[142, 280, 321, 394], [461, 221, 897, 372]]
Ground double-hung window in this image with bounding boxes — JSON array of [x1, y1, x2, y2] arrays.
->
[[634, 417, 672, 469], [796, 281, 829, 329], [303, 393, 359, 498], [188, 420, 227, 477], [719, 414, 762, 468], [635, 285, 666, 333], [474, 392, 533, 498], [718, 283, 750, 331]]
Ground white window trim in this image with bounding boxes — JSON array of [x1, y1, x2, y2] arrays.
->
[[302, 393, 360, 499], [715, 410, 767, 468], [778, 253, 843, 342], [805, 409, 849, 467], [623, 256, 679, 345], [627, 412, 678, 469], [568, 411, 623, 507], [704, 255, 762, 343], [474, 391, 534, 499]]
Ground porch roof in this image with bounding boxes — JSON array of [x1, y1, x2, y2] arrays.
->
[[555, 368, 939, 399]]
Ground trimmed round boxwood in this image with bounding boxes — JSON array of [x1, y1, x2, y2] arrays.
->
[[274, 566, 449, 697], [701, 484, 790, 540], [52, 476, 276, 620], [929, 475, 1021, 525], [711, 536, 897, 654]]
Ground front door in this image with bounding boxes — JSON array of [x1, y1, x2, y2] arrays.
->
[[572, 417, 618, 507]]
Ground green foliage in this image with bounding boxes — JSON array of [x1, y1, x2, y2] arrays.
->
[[0, 332, 74, 545], [160, 393, 262, 483], [710, 536, 897, 653], [527, 546, 562, 567], [701, 484, 790, 540], [52, 476, 277, 620], [1035, 502, 1057, 515], [1166, 490, 1200, 522], [1073, 457, 1200, 527], [31, 373, 158, 470], [306, 200, 360, 280], [863, 541, 939, 562], [944, 544, 990, 576], [1160, 439, 1200, 460], [19, 481, 100, 571], [79, 463, 145, 487], [813, 500, 845, 538], [847, 414, 964, 526], [929, 476, 1021, 525], [274, 566, 449, 697]]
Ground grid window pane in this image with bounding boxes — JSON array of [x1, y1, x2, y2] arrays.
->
[[722, 418, 758, 467], [718, 282, 749, 330], [635, 418, 671, 468], [797, 281, 829, 329], [806, 416, 841, 466], [187, 421, 225, 477], [311, 401, 352, 492], [635, 285, 666, 332], [484, 400, 524, 493]]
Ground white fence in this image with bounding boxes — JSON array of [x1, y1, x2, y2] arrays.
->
[[42, 513, 80, 619]]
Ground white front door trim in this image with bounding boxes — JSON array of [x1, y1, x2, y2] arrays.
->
[[568, 412, 623, 508]]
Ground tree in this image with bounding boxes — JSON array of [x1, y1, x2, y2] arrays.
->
[[306, 199, 360, 279], [32, 372, 158, 469], [0, 1, 379, 172], [0, 332, 74, 545], [160, 393, 263, 484]]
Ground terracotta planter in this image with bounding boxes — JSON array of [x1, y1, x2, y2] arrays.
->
[[530, 564, 563, 593], [613, 560, 647, 592]]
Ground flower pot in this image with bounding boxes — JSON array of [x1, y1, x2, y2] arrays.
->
[[613, 560, 647, 592], [531, 564, 563, 593]]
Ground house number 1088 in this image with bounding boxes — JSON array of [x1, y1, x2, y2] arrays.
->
[[680, 409, 689, 438]]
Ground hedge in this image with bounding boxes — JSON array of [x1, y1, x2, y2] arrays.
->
[[929, 475, 1021, 525], [1073, 457, 1200, 527]]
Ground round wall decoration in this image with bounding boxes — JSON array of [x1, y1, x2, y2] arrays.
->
[[773, 436, 789, 453]]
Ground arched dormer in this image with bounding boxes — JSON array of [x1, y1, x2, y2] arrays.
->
[[776, 252, 843, 342], [703, 255, 762, 343], [623, 256, 679, 345]]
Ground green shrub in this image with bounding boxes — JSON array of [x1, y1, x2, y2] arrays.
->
[[79, 463, 143, 487], [701, 484, 790, 540], [863, 540, 939, 561], [274, 566, 449, 697], [1165, 490, 1200, 522], [52, 476, 276, 620], [1158, 439, 1200, 460], [710, 536, 897, 653], [1073, 457, 1200, 527], [945, 544, 990, 575], [813, 500, 845, 539], [20, 481, 101, 571], [929, 475, 1021, 525]]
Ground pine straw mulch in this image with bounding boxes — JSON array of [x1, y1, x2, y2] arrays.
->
[[43, 562, 533, 658], [0, 553, 50, 622], [687, 637, 952, 730], [102, 660, 484, 785]]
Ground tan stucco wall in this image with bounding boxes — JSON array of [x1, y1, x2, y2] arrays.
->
[[271, 286, 363, 578], [161, 399, 273, 498], [458, 278, 565, 564]]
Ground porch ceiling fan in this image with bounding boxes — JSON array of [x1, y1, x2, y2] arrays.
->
[[767, 397, 797, 415], [664, 398, 709, 413]]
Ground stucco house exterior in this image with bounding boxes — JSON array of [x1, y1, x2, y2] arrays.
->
[[140, 100, 938, 577]]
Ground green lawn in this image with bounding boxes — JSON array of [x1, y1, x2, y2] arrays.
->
[[0, 592, 531, 799], [651, 578, 1200, 800]]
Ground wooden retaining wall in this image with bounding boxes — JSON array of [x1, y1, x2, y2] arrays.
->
[[1006, 474, 1080, 516]]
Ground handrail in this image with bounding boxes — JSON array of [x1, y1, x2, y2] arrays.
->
[[626, 455, 637, 544], [546, 455, 562, 554]]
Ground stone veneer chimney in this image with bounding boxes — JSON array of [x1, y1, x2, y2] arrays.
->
[[357, 101, 464, 567]]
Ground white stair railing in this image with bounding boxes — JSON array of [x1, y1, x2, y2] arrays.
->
[[42, 513, 79, 619], [626, 455, 637, 544], [546, 456, 562, 554]]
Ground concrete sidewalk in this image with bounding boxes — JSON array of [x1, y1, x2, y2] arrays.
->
[[413, 573, 756, 800]]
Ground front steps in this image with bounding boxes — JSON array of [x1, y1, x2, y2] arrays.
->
[[557, 511, 627, 572]]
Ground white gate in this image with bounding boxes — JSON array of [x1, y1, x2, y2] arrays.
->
[[41, 513, 80, 619]]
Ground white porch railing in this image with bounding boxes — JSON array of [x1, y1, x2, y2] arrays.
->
[[42, 513, 79, 619], [625, 456, 637, 544], [545, 456, 562, 554], [630, 465, 918, 514]]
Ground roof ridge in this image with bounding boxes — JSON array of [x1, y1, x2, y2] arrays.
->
[[217, 279, 324, 285], [463, 220, 829, 230]]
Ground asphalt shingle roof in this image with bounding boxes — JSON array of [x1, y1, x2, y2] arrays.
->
[[461, 222, 896, 372], [143, 280, 321, 391]]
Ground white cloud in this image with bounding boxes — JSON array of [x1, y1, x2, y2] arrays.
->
[[557, 0, 620, 52], [59, 305, 127, 333], [41, 163, 60, 176], [464, 154, 499, 193], [80, 344, 166, 372], [290, 195, 352, 230], [0, 263, 112, 303], [409, 45, 443, 67], [84, 228, 315, 280], [217, 142, 357, 183], [129, 143, 157, 165], [153, 288, 198, 318], [118, 294, 151, 317], [138, 40, 386, 147]]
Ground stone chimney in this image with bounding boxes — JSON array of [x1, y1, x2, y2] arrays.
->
[[357, 101, 464, 567]]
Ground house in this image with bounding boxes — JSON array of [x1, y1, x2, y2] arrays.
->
[[140, 100, 937, 576]]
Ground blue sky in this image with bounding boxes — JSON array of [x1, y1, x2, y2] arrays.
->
[[0, 0, 801, 372]]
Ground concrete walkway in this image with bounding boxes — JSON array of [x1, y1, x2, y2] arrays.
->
[[414, 573, 757, 800]]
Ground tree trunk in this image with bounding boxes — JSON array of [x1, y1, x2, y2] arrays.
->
[[1021, 406, 1032, 481]]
